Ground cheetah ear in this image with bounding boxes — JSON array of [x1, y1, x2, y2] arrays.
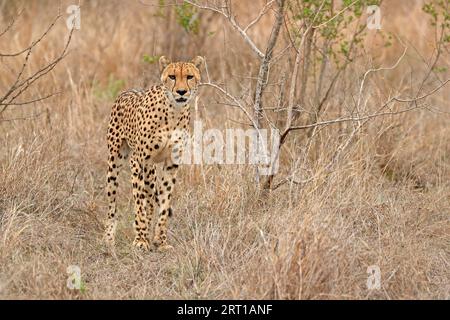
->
[[191, 56, 204, 70], [159, 56, 171, 72]]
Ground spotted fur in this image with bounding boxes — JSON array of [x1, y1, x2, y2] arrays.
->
[[104, 56, 203, 252]]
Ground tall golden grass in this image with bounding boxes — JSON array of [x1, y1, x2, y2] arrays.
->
[[0, 0, 448, 299]]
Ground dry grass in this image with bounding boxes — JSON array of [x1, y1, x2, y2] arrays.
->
[[0, 0, 449, 299]]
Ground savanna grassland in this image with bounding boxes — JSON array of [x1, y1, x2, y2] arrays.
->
[[0, 0, 449, 299]]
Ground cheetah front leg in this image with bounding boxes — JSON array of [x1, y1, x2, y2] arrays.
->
[[130, 153, 151, 251], [152, 161, 179, 252], [143, 164, 157, 235]]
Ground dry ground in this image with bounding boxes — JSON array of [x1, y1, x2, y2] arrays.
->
[[0, 0, 449, 299]]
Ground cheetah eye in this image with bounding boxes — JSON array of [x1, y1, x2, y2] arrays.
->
[[168, 75, 176, 80], [187, 75, 194, 80]]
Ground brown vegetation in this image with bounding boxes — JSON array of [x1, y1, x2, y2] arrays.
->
[[0, 0, 448, 299]]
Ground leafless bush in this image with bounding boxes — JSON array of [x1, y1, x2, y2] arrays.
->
[[186, 0, 449, 191], [0, 8, 73, 121]]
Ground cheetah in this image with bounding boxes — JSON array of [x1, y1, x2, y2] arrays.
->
[[104, 56, 203, 252]]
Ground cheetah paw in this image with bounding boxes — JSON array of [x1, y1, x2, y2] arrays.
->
[[103, 234, 116, 249], [133, 238, 150, 251], [157, 244, 174, 252], [150, 240, 173, 252]]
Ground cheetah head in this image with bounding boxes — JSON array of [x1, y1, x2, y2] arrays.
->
[[159, 56, 203, 108]]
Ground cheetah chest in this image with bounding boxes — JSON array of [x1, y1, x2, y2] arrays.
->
[[147, 111, 191, 164], [151, 136, 174, 163]]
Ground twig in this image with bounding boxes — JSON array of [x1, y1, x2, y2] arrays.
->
[[0, 14, 61, 57], [0, 26, 74, 113], [312, 0, 359, 29], [0, 92, 62, 106], [185, 0, 265, 58], [243, 0, 276, 33], [0, 8, 24, 38]]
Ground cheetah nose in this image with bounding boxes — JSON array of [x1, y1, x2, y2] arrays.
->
[[176, 89, 187, 96]]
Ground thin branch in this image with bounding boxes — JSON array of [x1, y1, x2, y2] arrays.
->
[[243, 0, 276, 33], [312, 0, 359, 29], [289, 107, 422, 131], [185, 0, 265, 59], [0, 18, 74, 113], [0, 91, 62, 106], [287, 79, 448, 132], [0, 111, 45, 122], [355, 37, 408, 115], [0, 8, 24, 38], [200, 82, 260, 131], [0, 14, 61, 57]]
